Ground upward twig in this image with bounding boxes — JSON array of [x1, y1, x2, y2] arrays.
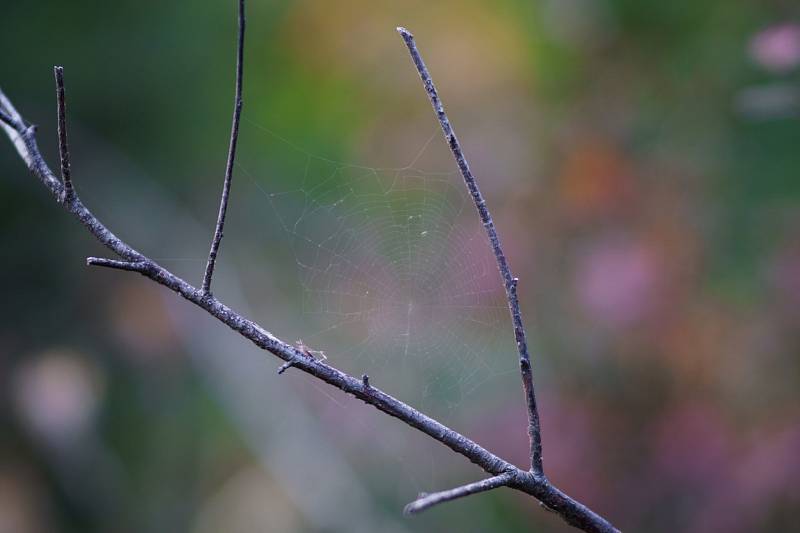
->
[[54, 66, 74, 203], [397, 27, 544, 476], [202, 0, 245, 294]]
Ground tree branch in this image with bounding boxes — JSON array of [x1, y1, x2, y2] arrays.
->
[[396, 27, 544, 476], [404, 472, 514, 515], [0, 12, 620, 533], [54, 66, 74, 203], [201, 0, 245, 295]]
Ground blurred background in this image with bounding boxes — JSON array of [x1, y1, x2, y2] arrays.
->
[[1, 1, 799, 532]]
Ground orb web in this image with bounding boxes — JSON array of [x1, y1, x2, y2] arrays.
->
[[240, 121, 516, 412]]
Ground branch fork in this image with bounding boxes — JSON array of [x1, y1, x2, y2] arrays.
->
[[0, 8, 619, 533]]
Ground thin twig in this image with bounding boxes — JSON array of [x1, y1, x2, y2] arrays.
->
[[404, 472, 514, 515], [54, 66, 74, 203], [0, 20, 621, 533], [0, 108, 13, 127], [396, 27, 544, 476], [202, 0, 245, 295], [87, 257, 151, 273]]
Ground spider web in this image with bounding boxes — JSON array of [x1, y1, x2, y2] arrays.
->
[[239, 120, 517, 413]]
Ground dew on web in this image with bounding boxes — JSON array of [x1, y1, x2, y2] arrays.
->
[[239, 119, 517, 415]]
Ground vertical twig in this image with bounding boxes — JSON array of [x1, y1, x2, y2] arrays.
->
[[397, 27, 544, 476], [54, 66, 74, 203], [202, 0, 246, 294]]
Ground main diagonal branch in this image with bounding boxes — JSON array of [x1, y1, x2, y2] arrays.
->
[[397, 27, 544, 476], [0, 17, 619, 533]]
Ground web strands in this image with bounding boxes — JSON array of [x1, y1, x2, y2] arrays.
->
[[246, 129, 514, 412]]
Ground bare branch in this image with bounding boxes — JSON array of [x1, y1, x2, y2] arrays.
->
[[54, 66, 74, 203], [0, 16, 621, 533], [201, 0, 245, 295], [396, 27, 544, 475], [404, 472, 514, 515]]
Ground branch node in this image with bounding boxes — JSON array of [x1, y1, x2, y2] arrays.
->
[[277, 359, 296, 375], [362, 374, 370, 388]]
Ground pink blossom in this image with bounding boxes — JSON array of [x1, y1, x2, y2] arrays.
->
[[13, 351, 103, 445], [574, 236, 662, 328], [749, 23, 800, 73]]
